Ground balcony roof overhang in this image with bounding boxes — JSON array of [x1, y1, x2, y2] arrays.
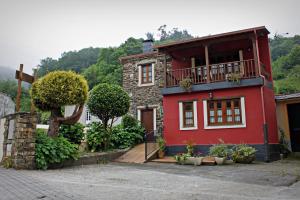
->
[[155, 26, 269, 53]]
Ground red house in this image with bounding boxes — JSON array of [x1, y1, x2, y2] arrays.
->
[[156, 26, 279, 161]]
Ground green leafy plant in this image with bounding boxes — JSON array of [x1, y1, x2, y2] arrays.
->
[[209, 143, 231, 158], [35, 129, 79, 170], [121, 114, 138, 129], [111, 125, 143, 149], [86, 122, 108, 152], [31, 71, 88, 137], [2, 157, 13, 168], [179, 78, 193, 91], [226, 73, 242, 83], [59, 123, 84, 145], [87, 83, 130, 150], [156, 136, 166, 152], [232, 144, 257, 164], [186, 140, 194, 156]]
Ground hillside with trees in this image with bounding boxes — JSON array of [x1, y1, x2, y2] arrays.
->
[[270, 34, 300, 94]]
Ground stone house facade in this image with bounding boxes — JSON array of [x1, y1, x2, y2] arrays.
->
[[121, 42, 167, 135]]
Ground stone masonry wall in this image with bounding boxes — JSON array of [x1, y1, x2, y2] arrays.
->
[[122, 54, 165, 134], [1, 112, 37, 169]]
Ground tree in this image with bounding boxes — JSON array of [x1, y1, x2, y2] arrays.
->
[[87, 83, 130, 150], [31, 71, 88, 137]]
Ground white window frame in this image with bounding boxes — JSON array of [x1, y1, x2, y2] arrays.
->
[[179, 101, 198, 130], [137, 107, 157, 131], [203, 97, 246, 129], [138, 63, 155, 87], [86, 110, 91, 125]]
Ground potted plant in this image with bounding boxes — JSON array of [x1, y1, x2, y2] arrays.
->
[[232, 144, 257, 164], [209, 143, 231, 165], [226, 73, 242, 84], [156, 136, 166, 158], [179, 78, 193, 92], [174, 153, 188, 165]]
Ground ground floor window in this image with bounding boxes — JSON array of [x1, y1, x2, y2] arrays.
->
[[179, 101, 198, 130], [203, 97, 246, 129]]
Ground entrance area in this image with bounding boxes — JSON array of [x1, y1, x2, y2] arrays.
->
[[140, 108, 154, 133], [287, 103, 300, 152]]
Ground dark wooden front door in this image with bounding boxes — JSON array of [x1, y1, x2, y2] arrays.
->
[[141, 109, 154, 133], [288, 103, 300, 152]]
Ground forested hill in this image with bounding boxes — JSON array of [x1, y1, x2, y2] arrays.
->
[[0, 66, 15, 80], [36, 26, 299, 94]]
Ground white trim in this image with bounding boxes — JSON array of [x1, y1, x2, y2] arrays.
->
[[153, 108, 157, 131], [179, 101, 198, 131], [203, 97, 246, 129], [138, 63, 155, 87]]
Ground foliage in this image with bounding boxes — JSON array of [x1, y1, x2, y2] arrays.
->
[[226, 73, 242, 84], [155, 25, 193, 45], [86, 122, 108, 152], [232, 144, 257, 163], [174, 153, 190, 164], [179, 78, 193, 91], [122, 114, 138, 129], [209, 143, 232, 158], [87, 83, 129, 130], [35, 129, 79, 170], [2, 157, 13, 168], [31, 71, 88, 111], [279, 128, 291, 155], [38, 111, 51, 124], [37, 47, 100, 77], [156, 136, 166, 152], [111, 124, 144, 149], [0, 79, 31, 112], [186, 141, 194, 156], [59, 123, 84, 145], [270, 35, 300, 94]]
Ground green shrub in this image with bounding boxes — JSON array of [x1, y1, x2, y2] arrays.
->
[[35, 130, 79, 170], [232, 144, 257, 164], [86, 122, 109, 152], [209, 144, 232, 158], [59, 123, 84, 145], [122, 114, 138, 129], [111, 124, 144, 149], [156, 136, 166, 152]]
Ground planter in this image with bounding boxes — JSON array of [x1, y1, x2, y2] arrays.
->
[[234, 155, 255, 164], [158, 150, 165, 158], [202, 156, 216, 165], [215, 157, 226, 165], [185, 157, 195, 165]]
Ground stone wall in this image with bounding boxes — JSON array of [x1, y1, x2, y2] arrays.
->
[[0, 112, 37, 169], [0, 92, 15, 118], [122, 54, 166, 134]]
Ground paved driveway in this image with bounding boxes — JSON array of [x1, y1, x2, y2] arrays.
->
[[0, 160, 300, 200]]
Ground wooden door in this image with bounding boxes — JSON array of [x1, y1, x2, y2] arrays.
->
[[288, 103, 300, 152], [141, 109, 154, 133]]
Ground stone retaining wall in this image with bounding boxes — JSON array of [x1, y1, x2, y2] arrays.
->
[[0, 112, 37, 169]]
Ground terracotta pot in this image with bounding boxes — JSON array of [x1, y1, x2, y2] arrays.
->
[[158, 150, 165, 158]]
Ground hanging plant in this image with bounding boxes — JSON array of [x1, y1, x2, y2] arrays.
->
[[226, 73, 242, 84], [179, 78, 193, 91]]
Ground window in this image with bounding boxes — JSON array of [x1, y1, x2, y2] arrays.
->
[[179, 101, 198, 130], [86, 110, 91, 124], [203, 97, 246, 129], [138, 63, 154, 86]]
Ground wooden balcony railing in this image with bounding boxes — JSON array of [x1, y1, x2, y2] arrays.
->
[[166, 59, 260, 87]]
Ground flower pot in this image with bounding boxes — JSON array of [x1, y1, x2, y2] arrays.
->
[[234, 155, 255, 164], [185, 157, 195, 165], [158, 150, 165, 158], [193, 157, 203, 166], [215, 157, 226, 165]]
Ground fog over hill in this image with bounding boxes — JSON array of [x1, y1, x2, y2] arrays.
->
[[0, 66, 15, 80]]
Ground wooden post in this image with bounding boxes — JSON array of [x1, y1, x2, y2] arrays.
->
[[205, 45, 210, 83], [16, 64, 23, 112], [164, 55, 167, 88], [252, 36, 259, 76]]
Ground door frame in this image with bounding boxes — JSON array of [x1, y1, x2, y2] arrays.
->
[[287, 102, 300, 152], [137, 105, 157, 132]]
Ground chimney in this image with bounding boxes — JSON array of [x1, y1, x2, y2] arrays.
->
[[142, 39, 154, 53]]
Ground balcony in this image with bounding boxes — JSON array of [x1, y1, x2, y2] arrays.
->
[[165, 59, 267, 88]]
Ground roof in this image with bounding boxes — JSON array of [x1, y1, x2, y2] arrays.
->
[[119, 51, 160, 64], [275, 92, 300, 101], [154, 26, 269, 50]]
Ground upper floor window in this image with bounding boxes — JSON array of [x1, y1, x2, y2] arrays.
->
[[203, 97, 246, 129], [179, 101, 198, 130], [138, 63, 154, 86]]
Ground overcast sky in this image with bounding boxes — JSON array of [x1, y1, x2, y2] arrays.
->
[[0, 0, 299, 73]]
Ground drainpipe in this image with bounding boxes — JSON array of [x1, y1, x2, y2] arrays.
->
[[254, 30, 270, 162]]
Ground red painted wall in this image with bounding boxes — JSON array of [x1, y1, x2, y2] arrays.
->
[[263, 86, 279, 143], [163, 86, 266, 146]]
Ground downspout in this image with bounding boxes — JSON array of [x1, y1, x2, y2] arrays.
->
[[254, 30, 269, 162]]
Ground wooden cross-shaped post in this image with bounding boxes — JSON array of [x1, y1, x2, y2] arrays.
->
[[15, 64, 36, 113]]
